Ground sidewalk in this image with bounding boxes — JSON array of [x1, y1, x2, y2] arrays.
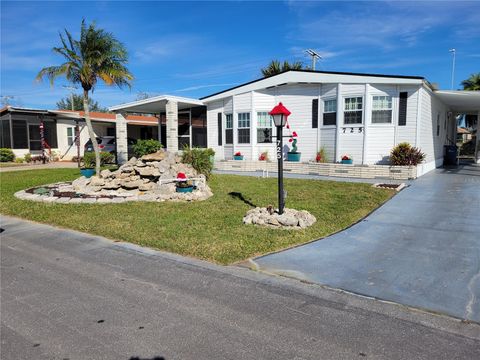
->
[[0, 162, 79, 173]]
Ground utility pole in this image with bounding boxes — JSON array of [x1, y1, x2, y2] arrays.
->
[[63, 85, 81, 167], [305, 49, 322, 71], [449, 49, 456, 90]]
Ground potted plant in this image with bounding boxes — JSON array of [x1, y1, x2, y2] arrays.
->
[[234, 151, 244, 160], [259, 151, 269, 161], [175, 172, 194, 193], [80, 152, 96, 178], [341, 155, 353, 164], [287, 132, 301, 161]]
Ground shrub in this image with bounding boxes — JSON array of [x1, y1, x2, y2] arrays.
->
[[132, 139, 163, 158], [0, 148, 15, 162], [83, 152, 115, 168], [182, 146, 215, 178], [259, 151, 269, 161], [15, 157, 24, 163], [390, 142, 426, 166], [316, 147, 328, 163], [24, 153, 32, 163]]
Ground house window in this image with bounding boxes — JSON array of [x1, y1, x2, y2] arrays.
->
[[323, 99, 337, 126], [257, 111, 272, 143], [225, 114, 233, 144], [372, 96, 392, 124], [237, 112, 250, 144], [67, 127, 74, 146], [344, 97, 363, 124]]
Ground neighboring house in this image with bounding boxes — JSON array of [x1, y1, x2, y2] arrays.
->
[[0, 106, 161, 160], [109, 70, 480, 175]]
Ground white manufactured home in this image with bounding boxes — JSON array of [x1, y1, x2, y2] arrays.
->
[[108, 70, 479, 178], [200, 70, 479, 176]]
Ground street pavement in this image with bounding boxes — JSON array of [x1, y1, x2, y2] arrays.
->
[[1, 215, 479, 360], [255, 163, 480, 322]]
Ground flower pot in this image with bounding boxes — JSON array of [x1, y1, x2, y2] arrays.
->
[[176, 185, 194, 193], [233, 155, 244, 160], [341, 159, 353, 164], [80, 168, 95, 178], [287, 152, 301, 162]]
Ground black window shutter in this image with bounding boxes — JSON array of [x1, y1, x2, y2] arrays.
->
[[217, 113, 222, 145], [312, 99, 319, 128], [398, 92, 408, 126]]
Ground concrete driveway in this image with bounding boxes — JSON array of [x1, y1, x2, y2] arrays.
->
[[254, 163, 480, 322]]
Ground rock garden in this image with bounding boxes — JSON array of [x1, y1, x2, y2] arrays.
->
[[15, 150, 213, 204]]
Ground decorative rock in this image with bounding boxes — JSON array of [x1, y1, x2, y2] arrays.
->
[[16, 150, 213, 204], [243, 207, 316, 229], [122, 180, 144, 189], [141, 150, 166, 161], [100, 169, 112, 179], [89, 176, 105, 187], [135, 166, 161, 177]]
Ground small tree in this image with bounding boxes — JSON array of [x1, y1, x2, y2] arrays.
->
[[261, 60, 305, 77], [36, 19, 133, 175], [461, 73, 480, 91], [56, 94, 108, 112]]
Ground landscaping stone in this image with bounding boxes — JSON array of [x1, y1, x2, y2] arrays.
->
[[141, 150, 166, 162], [243, 207, 316, 229], [15, 150, 213, 204]]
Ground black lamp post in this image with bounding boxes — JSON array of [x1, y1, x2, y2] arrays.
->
[[269, 102, 291, 215]]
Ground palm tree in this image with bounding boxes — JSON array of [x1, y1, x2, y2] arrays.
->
[[261, 60, 305, 77], [461, 73, 480, 91], [37, 20, 133, 174]]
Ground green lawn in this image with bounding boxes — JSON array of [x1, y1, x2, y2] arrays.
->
[[0, 169, 394, 264]]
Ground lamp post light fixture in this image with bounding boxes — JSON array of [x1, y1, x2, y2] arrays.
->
[[269, 102, 291, 215]]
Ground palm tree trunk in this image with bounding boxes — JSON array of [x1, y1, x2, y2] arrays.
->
[[83, 90, 101, 175]]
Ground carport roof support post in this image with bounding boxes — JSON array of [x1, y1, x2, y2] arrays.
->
[[115, 113, 128, 164], [166, 100, 178, 152]]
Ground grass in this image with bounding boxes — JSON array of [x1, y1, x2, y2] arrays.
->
[[0, 169, 394, 264]]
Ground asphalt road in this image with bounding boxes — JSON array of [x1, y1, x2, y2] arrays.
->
[[1, 215, 479, 360]]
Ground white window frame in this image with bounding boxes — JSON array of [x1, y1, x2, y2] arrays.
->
[[67, 127, 74, 146], [371, 95, 393, 125], [343, 96, 363, 125], [256, 111, 273, 143], [225, 113, 233, 145], [237, 112, 251, 144], [322, 98, 337, 127]]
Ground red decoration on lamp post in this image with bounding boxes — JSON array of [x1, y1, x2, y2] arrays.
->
[[269, 102, 291, 215]]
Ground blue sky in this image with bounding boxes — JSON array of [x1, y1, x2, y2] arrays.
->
[[1, 0, 479, 109]]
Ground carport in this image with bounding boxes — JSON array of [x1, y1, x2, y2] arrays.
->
[[434, 90, 480, 163], [109, 95, 205, 164]]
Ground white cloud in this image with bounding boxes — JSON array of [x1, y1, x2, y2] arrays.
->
[[134, 34, 204, 62]]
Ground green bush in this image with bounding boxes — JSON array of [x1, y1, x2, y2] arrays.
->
[[132, 139, 163, 158], [181, 146, 215, 178], [82, 151, 114, 168], [24, 153, 32, 163], [0, 148, 15, 162], [15, 157, 24, 163], [390, 142, 426, 166]]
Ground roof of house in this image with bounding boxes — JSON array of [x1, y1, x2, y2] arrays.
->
[[0, 106, 159, 126], [53, 109, 158, 123], [200, 69, 426, 101]]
